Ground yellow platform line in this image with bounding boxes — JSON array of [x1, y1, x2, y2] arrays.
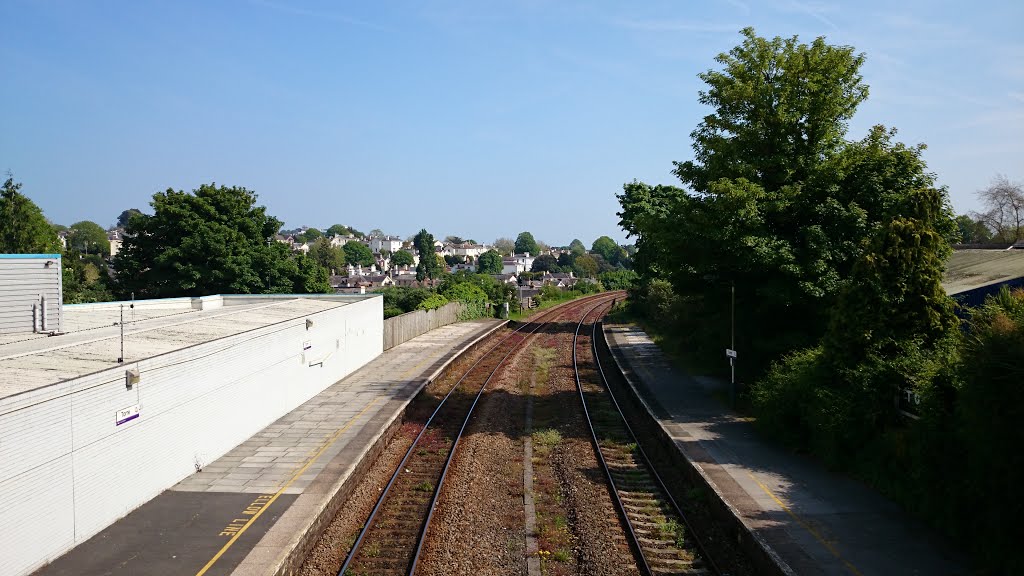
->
[[746, 471, 864, 576], [195, 397, 380, 576]]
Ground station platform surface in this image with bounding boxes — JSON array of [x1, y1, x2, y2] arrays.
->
[[35, 319, 503, 576], [604, 324, 970, 576]]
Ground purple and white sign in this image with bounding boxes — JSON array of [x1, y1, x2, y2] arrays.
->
[[116, 404, 140, 426]]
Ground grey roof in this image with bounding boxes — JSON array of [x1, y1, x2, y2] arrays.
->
[[943, 249, 1024, 295]]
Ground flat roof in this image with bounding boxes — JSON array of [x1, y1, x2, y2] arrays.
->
[[0, 294, 376, 400], [943, 249, 1024, 295]]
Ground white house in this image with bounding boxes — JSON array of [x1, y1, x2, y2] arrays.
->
[[369, 236, 403, 254], [501, 253, 535, 274]]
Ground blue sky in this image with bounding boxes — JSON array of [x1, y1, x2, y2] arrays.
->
[[2, 1, 1021, 246]]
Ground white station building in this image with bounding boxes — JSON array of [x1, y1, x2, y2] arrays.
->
[[0, 254, 384, 576]]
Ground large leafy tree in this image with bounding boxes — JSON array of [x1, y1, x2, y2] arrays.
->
[[954, 215, 992, 243], [514, 231, 539, 255], [309, 237, 344, 273], [531, 254, 560, 272], [68, 220, 110, 256], [618, 29, 954, 376], [477, 249, 503, 274], [413, 229, 441, 281], [343, 241, 375, 267], [115, 183, 321, 298], [590, 236, 625, 266], [391, 250, 415, 268], [0, 177, 61, 254]]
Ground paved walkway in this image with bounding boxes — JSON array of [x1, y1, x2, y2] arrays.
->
[[36, 319, 503, 576], [604, 324, 970, 576]]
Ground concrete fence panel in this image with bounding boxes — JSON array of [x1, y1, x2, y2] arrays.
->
[[383, 301, 467, 350]]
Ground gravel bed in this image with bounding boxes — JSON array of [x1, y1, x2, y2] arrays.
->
[[297, 327, 510, 576]]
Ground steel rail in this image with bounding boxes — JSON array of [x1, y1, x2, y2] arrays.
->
[[585, 314, 722, 575], [337, 292, 614, 576], [571, 297, 654, 574]]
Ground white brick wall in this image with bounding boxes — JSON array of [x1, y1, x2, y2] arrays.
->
[[0, 296, 382, 576]]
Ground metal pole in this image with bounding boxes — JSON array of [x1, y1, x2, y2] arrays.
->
[[118, 304, 124, 363], [730, 282, 735, 408]]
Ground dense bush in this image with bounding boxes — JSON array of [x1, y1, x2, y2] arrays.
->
[[416, 293, 449, 311]]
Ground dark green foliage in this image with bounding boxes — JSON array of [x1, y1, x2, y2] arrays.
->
[[953, 215, 991, 243], [293, 254, 331, 293], [571, 254, 598, 278], [378, 286, 434, 314], [116, 208, 144, 228], [390, 250, 414, 268], [67, 220, 110, 256], [326, 224, 363, 238], [514, 231, 539, 255], [343, 241, 375, 267], [476, 249, 503, 274], [62, 252, 114, 303], [568, 239, 586, 254], [443, 254, 465, 266], [0, 177, 61, 254], [115, 183, 322, 297], [590, 236, 625, 266], [531, 254, 560, 272], [413, 229, 441, 281]]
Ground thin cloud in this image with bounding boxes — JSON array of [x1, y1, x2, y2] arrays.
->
[[248, 0, 385, 31], [615, 18, 743, 34], [776, 0, 839, 30]]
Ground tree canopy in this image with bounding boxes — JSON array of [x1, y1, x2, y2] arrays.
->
[[514, 231, 539, 255], [973, 174, 1023, 243], [116, 208, 144, 228], [343, 241, 375, 267], [414, 229, 442, 281], [0, 177, 61, 254], [309, 237, 344, 273], [531, 254, 560, 273], [493, 237, 515, 256], [590, 236, 624, 266], [391, 250, 415, 268], [568, 239, 586, 254], [68, 220, 110, 256], [115, 183, 327, 298], [477, 249, 503, 274]]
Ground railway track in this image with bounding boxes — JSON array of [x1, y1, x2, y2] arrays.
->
[[338, 292, 618, 576], [572, 301, 720, 576]]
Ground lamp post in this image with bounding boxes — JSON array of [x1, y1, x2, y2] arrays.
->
[[730, 281, 736, 408]]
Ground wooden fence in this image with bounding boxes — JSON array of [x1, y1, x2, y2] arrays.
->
[[383, 301, 468, 350]]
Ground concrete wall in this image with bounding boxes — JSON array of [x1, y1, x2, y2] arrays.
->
[[0, 295, 382, 576], [383, 301, 468, 350], [0, 254, 63, 334]]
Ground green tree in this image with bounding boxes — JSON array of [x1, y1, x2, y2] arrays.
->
[[293, 253, 331, 293], [0, 177, 61, 254], [444, 235, 464, 244], [568, 239, 587, 254], [391, 250, 415, 268], [514, 231, 539, 255], [954, 215, 992, 243], [309, 237, 344, 273], [413, 229, 441, 281], [477, 249, 503, 274], [343, 241, 375, 267], [115, 183, 313, 298], [572, 254, 599, 278], [303, 228, 323, 241], [68, 221, 110, 256], [599, 269, 638, 290], [116, 208, 144, 228], [674, 27, 868, 194], [326, 224, 351, 237], [590, 236, 623, 265], [531, 254, 560, 272]]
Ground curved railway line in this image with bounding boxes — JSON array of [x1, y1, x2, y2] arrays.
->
[[572, 301, 720, 576], [337, 292, 619, 576]]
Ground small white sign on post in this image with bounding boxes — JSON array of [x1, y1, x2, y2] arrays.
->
[[725, 348, 737, 358], [116, 403, 140, 426]]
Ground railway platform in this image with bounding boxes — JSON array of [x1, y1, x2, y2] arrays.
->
[[34, 318, 503, 576], [604, 324, 970, 576]]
